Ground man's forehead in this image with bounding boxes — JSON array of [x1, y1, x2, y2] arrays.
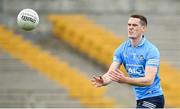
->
[[128, 17, 140, 23]]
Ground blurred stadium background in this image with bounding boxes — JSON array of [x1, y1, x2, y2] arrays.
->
[[0, 0, 180, 108]]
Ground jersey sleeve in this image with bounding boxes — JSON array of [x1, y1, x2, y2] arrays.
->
[[113, 44, 124, 64], [146, 47, 160, 67]]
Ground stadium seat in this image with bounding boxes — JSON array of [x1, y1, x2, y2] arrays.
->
[[0, 25, 116, 108]]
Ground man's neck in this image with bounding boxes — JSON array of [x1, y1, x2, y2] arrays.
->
[[130, 35, 143, 47]]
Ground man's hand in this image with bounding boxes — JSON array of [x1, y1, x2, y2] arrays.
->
[[108, 69, 127, 83], [91, 76, 104, 87]]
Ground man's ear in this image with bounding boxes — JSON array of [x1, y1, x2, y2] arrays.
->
[[142, 26, 147, 32]]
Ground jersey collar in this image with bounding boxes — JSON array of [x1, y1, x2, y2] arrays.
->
[[128, 35, 146, 47]]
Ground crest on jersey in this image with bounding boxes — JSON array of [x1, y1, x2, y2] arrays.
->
[[138, 55, 144, 61]]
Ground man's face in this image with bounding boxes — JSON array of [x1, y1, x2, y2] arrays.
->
[[128, 17, 146, 39]]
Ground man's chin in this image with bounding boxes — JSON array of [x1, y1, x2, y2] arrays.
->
[[128, 36, 135, 39]]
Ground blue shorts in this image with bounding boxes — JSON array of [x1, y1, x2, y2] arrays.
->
[[136, 95, 165, 108]]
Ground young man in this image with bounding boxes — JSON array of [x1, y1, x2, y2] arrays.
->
[[91, 15, 165, 108]]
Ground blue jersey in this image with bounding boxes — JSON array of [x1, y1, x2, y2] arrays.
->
[[113, 36, 163, 100]]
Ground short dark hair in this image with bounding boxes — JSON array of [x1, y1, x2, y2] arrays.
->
[[130, 14, 147, 26]]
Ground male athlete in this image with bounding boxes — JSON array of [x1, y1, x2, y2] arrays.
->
[[91, 14, 165, 108]]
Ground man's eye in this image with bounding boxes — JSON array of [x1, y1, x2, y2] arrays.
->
[[132, 24, 138, 26]]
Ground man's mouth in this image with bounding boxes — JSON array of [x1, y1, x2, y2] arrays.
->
[[129, 31, 133, 35]]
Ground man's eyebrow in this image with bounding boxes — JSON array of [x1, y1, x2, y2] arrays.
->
[[128, 23, 138, 26]]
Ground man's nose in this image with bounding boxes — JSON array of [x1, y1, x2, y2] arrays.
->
[[129, 26, 133, 30]]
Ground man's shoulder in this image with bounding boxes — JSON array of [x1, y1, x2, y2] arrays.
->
[[145, 39, 158, 50], [114, 40, 129, 54], [119, 40, 129, 47], [144, 40, 160, 56]]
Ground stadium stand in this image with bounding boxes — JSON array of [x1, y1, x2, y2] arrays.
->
[[160, 62, 180, 107], [48, 15, 123, 67], [0, 25, 116, 108]]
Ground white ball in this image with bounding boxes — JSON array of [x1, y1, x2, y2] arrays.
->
[[17, 9, 39, 31]]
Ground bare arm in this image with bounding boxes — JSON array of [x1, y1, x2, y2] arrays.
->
[[91, 61, 121, 87], [109, 66, 157, 87], [102, 61, 121, 85], [125, 66, 157, 86]]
